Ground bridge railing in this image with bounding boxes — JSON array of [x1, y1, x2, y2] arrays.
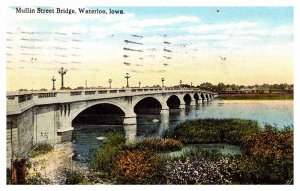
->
[[7, 88, 215, 115]]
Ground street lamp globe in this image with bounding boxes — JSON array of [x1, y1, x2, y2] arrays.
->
[[108, 79, 112, 88], [161, 77, 165, 87]]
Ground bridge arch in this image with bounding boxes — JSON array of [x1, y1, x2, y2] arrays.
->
[[193, 93, 199, 100], [133, 97, 162, 115], [183, 93, 192, 105], [71, 99, 129, 122], [72, 103, 126, 126], [193, 93, 200, 103], [200, 93, 205, 101], [166, 95, 181, 109]]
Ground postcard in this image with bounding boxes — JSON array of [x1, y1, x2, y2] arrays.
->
[[3, 1, 296, 190]]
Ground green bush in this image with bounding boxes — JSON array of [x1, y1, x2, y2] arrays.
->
[[90, 133, 126, 178], [165, 119, 261, 145], [136, 138, 183, 152], [28, 143, 53, 157], [104, 132, 126, 146]]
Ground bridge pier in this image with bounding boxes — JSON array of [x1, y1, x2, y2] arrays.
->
[[160, 99, 170, 113], [123, 116, 137, 125], [160, 109, 169, 115], [208, 95, 212, 102], [56, 104, 74, 143], [124, 124, 137, 143], [198, 98, 202, 104], [179, 104, 186, 109], [190, 99, 196, 106]]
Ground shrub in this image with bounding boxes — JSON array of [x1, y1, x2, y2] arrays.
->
[[165, 119, 261, 145], [116, 150, 166, 184], [28, 143, 53, 157], [104, 132, 126, 146], [91, 145, 123, 175], [91, 133, 126, 180], [136, 138, 183, 152], [238, 124, 293, 184], [90, 133, 126, 178]]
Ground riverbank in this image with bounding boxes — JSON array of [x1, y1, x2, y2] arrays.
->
[[217, 93, 293, 100], [27, 142, 74, 184], [26, 142, 112, 185]]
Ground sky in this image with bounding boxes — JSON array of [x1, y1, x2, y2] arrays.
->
[[6, 6, 293, 91]]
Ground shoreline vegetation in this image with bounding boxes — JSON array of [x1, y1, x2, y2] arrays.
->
[[217, 93, 293, 100], [8, 118, 293, 185]]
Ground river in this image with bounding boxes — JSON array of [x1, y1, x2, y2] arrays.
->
[[72, 99, 293, 163]]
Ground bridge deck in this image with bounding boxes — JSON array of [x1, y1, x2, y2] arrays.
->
[[6, 88, 216, 115]]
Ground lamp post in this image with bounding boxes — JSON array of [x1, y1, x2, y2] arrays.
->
[[51, 76, 56, 90], [108, 79, 112, 89], [125, 73, 130, 88], [161, 78, 165, 87], [58, 67, 67, 89], [139, 81, 141, 88]]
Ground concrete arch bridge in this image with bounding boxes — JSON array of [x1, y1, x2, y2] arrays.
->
[[6, 87, 217, 159]]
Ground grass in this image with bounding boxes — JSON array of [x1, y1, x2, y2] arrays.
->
[[28, 143, 53, 158], [218, 93, 293, 100]]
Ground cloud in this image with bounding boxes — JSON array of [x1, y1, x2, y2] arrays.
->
[[52, 25, 88, 34], [186, 21, 257, 34], [129, 16, 200, 28], [110, 16, 200, 34]]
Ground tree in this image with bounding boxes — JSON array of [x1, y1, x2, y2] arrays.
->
[[217, 83, 226, 91]]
